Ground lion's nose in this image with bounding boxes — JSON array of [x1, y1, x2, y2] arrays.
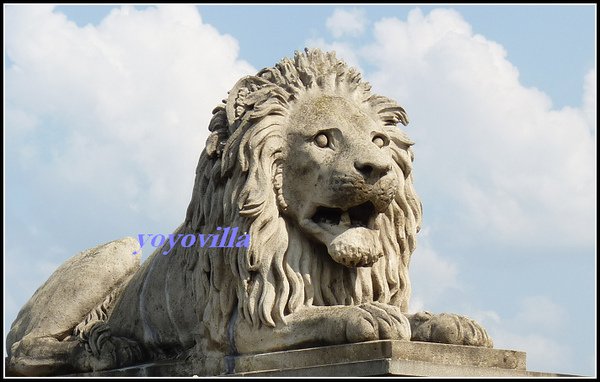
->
[[354, 158, 390, 181]]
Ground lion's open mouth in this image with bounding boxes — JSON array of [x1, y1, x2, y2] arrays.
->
[[304, 201, 383, 267], [301, 201, 384, 268], [311, 201, 378, 230]]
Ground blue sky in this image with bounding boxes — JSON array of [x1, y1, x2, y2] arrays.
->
[[4, 4, 596, 376]]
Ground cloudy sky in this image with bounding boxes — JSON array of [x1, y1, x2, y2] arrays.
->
[[4, 4, 596, 376]]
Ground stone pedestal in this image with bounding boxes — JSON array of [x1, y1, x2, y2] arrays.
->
[[72, 340, 573, 377]]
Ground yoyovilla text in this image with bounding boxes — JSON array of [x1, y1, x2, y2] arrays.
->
[[133, 226, 250, 255]]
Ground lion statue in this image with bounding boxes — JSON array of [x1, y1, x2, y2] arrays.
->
[[7, 49, 492, 376]]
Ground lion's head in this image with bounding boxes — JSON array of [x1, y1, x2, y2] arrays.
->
[[280, 92, 410, 268], [185, 49, 422, 331]]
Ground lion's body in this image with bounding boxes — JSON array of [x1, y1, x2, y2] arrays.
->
[[7, 49, 492, 377]]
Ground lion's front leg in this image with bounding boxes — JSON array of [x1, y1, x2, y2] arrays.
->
[[233, 303, 411, 354], [407, 311, 493, 348]]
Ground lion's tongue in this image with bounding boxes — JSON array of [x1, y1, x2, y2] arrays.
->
[[326, 227, 383, 267]]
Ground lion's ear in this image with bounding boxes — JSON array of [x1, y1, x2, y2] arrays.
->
[[226, 76, 273, 128]]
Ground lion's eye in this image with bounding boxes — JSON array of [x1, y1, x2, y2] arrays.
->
[[314, 133, 329, 148], [372, 135, 386, 148]]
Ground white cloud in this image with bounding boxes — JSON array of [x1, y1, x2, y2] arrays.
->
[[359, 8, 595, 248], [325, 8, 367, 38], [5, 5, 255, 224], [409, 228, 462, 310]]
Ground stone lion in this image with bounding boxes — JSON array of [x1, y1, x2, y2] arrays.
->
[[7, 49, 492, 376]]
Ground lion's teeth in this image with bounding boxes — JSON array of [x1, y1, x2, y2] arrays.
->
[[340, 211, 351, 226]]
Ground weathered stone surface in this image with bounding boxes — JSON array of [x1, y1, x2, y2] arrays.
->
[[70, 341, 575, 377], [231, 340, 526, 373], [7, 49, 494, 376]]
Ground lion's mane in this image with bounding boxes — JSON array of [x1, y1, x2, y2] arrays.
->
[[183, 49, 422, 342]]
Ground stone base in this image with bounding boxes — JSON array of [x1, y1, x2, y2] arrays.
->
[[72, 340, 574, 377]]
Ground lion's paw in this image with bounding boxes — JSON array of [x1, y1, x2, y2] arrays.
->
[[410, 312, 493, 348], [72, 322, 144, 372], [345, 303, 411, 343]]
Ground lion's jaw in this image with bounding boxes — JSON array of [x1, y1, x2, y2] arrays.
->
[[279, 94, 400, 268]]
